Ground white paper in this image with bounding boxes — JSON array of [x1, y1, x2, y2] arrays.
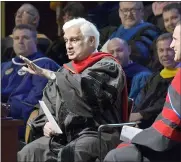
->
[[39, 100, 63, 134], [120, 125, 143, 142]]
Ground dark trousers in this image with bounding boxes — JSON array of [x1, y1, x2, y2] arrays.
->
[[18, 131, 119, 162]]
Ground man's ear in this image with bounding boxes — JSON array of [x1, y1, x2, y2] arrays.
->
[[32, 16, 39, 27], [89, 36, 95, 46]]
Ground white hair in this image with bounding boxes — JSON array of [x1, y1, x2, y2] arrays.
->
[[62, 18, 100, 49]]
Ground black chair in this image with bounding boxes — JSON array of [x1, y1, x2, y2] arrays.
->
[[98, 97, 136, 162]]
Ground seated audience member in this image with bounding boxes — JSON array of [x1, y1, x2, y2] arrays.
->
[[107, 38, 152, 100], [148, 2, 177, 31], [151, 3, 181, 71], [46, 2, 87, 65], [1, 24, 59, 139], [162, 3, 181, 33], [104, 21, 181, 162], [101, 2, 160, 68], [2, 3, 52, 62], [18, 18, 127, 162], [129, 33, 180, 129]]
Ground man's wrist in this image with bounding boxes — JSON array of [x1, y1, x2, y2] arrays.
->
[[42, 69, 56, 80]]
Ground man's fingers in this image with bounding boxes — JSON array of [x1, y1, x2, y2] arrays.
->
[[22, 66, 29, 72], [19, 55, 33, 65], [44, 131, 51, 137], [22, 66, 36, 74]]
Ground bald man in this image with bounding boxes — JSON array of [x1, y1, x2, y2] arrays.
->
[[104, 22, 181, 162], [107, 38, 152, 100], [2, 3, 52, 62]]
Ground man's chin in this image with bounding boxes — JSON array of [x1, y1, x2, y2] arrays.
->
[[124, 22, 137, 29], [174, 54, 181, 62], [68, 56, 75, 60]]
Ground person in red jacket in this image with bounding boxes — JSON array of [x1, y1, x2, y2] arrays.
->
[[104, 21, 181, 162]]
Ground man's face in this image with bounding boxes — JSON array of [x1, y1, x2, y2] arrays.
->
[[119, 2, 143, 29], [157, 39, 177, 68], [170, 24, 181, 62], [13, 29, 37, 57], [64, 27, 94, 61], [15, 5, 35, 26], [107, 39, 130, 67], [163, 9, 181, 33]]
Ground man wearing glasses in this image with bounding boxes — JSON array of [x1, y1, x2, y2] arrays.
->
[[2, 3, 52, 62], [101, 2, 160, 69]]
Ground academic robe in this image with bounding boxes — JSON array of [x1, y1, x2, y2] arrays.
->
[[104, 69, 181, 162], [18, 52, 128, 162], [123, 62, 152, 100], [101, 22, 161, 68], [132, 72, 174, 129]]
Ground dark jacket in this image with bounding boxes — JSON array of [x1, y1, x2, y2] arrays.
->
[[30, 54, 126, 143], [132, 72, 173, 128]]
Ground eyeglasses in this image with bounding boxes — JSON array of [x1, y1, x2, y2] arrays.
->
[[15, 11, 35, 17], [119, 8, 142, 15]]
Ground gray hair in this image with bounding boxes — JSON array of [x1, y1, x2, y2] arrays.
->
[[156, 33, 172, 49], [20, 3, 40, 28], [62, 18, 100, 49], [120, 1, 144, 9]]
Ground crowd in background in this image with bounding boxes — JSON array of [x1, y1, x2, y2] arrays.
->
[[1, 1, 181, 162]]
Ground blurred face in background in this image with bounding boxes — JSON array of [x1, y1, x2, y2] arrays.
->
[[119, 2, 143, 29], [170, 24, 181, 62], [15, 5, 38, 27], [107, 38, 131, 67], [13, 29, 37, 57], [63, 12, 73, 24], [163, 9, 181, 33], [157, 38, 178, 68]]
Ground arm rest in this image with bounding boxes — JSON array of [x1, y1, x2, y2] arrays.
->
[[98, 122, 138, 162]]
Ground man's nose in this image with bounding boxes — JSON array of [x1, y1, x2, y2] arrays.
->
[[18, 37, 24, 44], [168, 19, 173, 26], [66, 41, 73, 49], [16, 12, 22, 18], [126, 11, 133, 17], [163, 50, 169, 56], [170, 40, 174, 49]]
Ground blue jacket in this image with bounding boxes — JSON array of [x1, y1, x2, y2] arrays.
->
[[1, 52, 60, 138], [123, 62, 152, 100], [109, 22, 160, 67]]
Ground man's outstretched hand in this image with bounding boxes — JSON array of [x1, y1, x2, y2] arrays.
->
[[19, 55, 55, 79], [19, 55, 44, 76]]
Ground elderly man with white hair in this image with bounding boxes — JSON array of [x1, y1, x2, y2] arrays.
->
[[17, 18, 127, 162]]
